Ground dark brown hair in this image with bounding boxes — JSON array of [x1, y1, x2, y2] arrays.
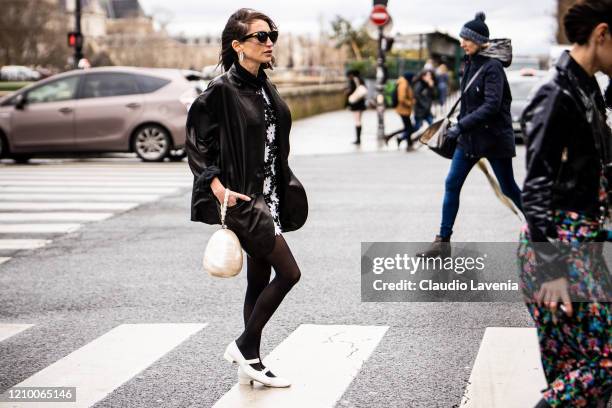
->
[[563, 0, 612, 45], [219, 8, 277, 71]]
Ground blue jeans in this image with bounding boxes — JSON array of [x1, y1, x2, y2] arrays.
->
[[413, 115, 433, 133], [440, 146, 523, 238]]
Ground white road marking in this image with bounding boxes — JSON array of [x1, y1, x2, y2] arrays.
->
[[460, 327, 547, 408], [0, 324, 34, 343], [1, 323, 207, 408], [0, 257, 9, 264], [213, 324, 389, 408], [0, 181, 190, 187], [0, 186, 179, 194], [0, 174, 188, 180], [0, 224, 81, 234], [0, 213, 113, 222], [0, 202, 138, 211], [0, 240, 51, 250], [0, 194, 160, 202]]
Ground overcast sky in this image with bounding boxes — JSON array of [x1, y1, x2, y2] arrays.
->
[[138, 0, 558, 56]]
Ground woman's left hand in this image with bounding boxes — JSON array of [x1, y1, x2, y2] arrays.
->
[[535, 277, 573, 320]]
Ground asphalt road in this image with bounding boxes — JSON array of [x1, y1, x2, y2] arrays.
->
[[0, 132, 542, 407]]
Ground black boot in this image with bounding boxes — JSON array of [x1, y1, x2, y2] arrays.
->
[[353, 126, 362, 145], [417, 235, 451, 258]]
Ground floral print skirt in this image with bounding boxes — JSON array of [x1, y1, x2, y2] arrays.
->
[[517, 211, 611, 406]]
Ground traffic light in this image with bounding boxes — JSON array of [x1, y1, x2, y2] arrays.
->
[[373, 0, 388, 5], [67, 32, 83, 48]]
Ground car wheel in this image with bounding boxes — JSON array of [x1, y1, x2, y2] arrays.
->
[[11, 154, 31, 164], [133, 125, 171, 162], [0, 133, 5, 158], [168, 148, 186, 162]]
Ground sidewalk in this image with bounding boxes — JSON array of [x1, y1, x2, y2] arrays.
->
[[290, 109, 410, 156]]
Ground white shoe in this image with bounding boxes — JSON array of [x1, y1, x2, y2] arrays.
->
[[237, 365, 291, 388], [224, 341, 291, 388], [223, 341, 259, 366]]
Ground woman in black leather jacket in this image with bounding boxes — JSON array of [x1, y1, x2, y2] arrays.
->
[[186, 9, 308, 388], [518, 1, 612, 406]]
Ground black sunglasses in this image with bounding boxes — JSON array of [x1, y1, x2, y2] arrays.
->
[[240, 30, 279, 44]]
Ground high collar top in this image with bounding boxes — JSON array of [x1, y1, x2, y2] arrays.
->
[[558, 51, 601, 100], [231, 61, 268, 89]]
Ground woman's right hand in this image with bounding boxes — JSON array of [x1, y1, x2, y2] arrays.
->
[[212, 186, 251, 208], [210, 177, 251, 208]]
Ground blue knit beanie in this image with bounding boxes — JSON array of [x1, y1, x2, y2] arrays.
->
[[460, 12, 489, 45]]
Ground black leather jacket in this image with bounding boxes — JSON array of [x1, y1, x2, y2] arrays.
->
[[185, 62, 308, 258], [521, 51, 611, 282]]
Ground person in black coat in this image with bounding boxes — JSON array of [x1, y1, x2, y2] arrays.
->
[[420, 12, 524, 257], [412, 70, 436, 133], [186, 9, 307, 388]]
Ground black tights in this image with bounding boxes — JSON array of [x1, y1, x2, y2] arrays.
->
[[235, 235, 300, 373]]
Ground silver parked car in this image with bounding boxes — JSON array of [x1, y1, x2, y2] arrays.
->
[[507, 69, 549, 142], [0, 66, 203, 162], [0, 65, 41, 81]]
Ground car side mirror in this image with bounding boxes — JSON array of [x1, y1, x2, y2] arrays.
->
[[15, 94, 26, 110]]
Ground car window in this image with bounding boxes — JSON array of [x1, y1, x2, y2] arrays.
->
[[81, 73, 140, 98], [25, 76, 80, 104], [509, 80, 538, 100], [135, 74, 170, 93]]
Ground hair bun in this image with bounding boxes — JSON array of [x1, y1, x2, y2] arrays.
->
[[475, 11, 486, 22]]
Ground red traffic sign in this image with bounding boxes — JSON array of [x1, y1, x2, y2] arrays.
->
[[370, 5, 390, 26]]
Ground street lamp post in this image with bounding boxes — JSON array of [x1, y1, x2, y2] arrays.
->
[[74, 0, 83, 69], [376, 25, 386, 142], [370, 0, 391, 144]]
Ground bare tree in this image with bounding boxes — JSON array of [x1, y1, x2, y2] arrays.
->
[[329, 16, 376, 61], [0, 0, 69, 68]]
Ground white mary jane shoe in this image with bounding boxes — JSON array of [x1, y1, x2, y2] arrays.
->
[[237, 366, 291, 388], [223, 341, 290, 388]]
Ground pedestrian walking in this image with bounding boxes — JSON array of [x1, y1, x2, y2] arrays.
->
[[186, 8, 308, 388], [436, 63, 450, 106], [518, 1, 612, 406], [420, 12, 523, 257], [412, 70, 436, 134], [384, 71, 416, 150], [346, 70, 367, 145]]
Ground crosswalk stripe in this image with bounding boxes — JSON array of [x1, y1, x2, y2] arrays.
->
[[0, 257, 9, 264], [0, 186, 180, 194], [0, 324, 34, 343], [0, 224, 82, 234], [213, 324, 389, 408], [0, 202, 138, 211], [0, 194, 160, 202], [0, 239, 51, 250], [460, 327, 546, 408], [2, 323, 206, 408], [0, 213, 113, 222], [0, 174, 188, 179], [0, 181, 190, 187]]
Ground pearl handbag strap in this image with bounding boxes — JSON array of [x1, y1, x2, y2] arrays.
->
[[221, 188, 230, 229]]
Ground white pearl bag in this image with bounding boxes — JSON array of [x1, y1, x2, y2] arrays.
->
[[202, 188, 243, 278]]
